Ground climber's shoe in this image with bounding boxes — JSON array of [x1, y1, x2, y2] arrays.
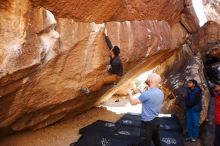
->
[[80, 87, 90, 95], [115, 99, 119, 102]]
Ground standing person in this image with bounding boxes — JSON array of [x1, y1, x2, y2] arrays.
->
[[214, 83, 220, 146], [185, 79, 203, 142], [81, 46, 123, 95], [127, 73, 164, 146]]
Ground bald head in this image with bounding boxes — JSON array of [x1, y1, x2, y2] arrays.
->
[[146, 73, 161, 87]]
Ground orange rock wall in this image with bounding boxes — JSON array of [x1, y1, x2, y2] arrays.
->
[[31, 0, 184, 25], [0, 0, 218, 132], [0, 0, 175, 131]]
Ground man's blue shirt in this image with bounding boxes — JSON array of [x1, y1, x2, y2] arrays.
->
[[138, 87, 164, 121]]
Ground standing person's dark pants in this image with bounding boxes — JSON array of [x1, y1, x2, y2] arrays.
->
[[139, 117, 161, 146], [214, 125, 220, 146]]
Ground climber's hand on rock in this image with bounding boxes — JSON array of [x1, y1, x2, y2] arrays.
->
[[107, 65, 111, 70]]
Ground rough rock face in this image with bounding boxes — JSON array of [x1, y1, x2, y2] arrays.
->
[[0, 0, 174, 131], [185, 0, 192, 6], [30, 0, 184, 25], [0, 0, 218, 133], [105, 21, 172, 69], [158, 44, 210, 124], [207, 45, 220, 59], [203, 0, 220, 24], [192, 21, 220, 56], [0, 1, 60, 130], [181, 6, 200, 33], [170, 22, 189, 49], [0, 0, 59, 72]]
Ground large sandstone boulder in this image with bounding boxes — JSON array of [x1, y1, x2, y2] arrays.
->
[[0, 0, 218, 134], [206, 44, 220, 59], [158, 44, 210, 124], [185, 0, 192, 6], [105, 21, 172, 69], [170, 22, 189, 49], [0, 2, 60, 131], [30, 0, 184, 25], [192, 21, 220, 55], [203, 0, 220, 24], [181, 6, 200, 33], [0, 0, 175, 131]]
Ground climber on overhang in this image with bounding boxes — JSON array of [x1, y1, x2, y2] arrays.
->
[[80, 45, 123, 95]]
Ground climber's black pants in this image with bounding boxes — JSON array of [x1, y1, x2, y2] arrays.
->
[[139, 117, 161, 146]]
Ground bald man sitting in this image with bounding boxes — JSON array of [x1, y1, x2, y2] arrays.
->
[[127, 73, 164, 146]]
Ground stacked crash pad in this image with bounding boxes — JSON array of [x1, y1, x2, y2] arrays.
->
[[71, 114, 184, 146]]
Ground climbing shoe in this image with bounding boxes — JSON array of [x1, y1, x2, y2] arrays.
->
[[80, 87, 90, 95], [115, 99, 119, 102]]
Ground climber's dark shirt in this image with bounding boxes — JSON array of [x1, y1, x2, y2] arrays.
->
[[108, 56, 123, 76]]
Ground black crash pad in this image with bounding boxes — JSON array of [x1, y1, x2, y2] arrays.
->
[[159, 116, 181, 132], [74, 130, 183, 146], [116, 125, 140, 137], [79, 121, 140, 144], [151, 130, 184, 146], [79, 120, 120, 135], [121, 114, 141, 121], [117, 114, 181, 132], [74, 132, 139, 146], [117, 114, 142, 127], [75, 115, 183, 146]]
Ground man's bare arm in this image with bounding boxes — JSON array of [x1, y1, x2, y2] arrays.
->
[[127, 89, 141, 105]]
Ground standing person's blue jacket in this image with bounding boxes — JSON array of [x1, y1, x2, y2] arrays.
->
[[185, 81, 203, 141], [185, 86, 202, 112]]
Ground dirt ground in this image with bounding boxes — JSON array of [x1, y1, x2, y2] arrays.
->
[[0, 107, 123, 146], [0, 96, 142, 146]]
